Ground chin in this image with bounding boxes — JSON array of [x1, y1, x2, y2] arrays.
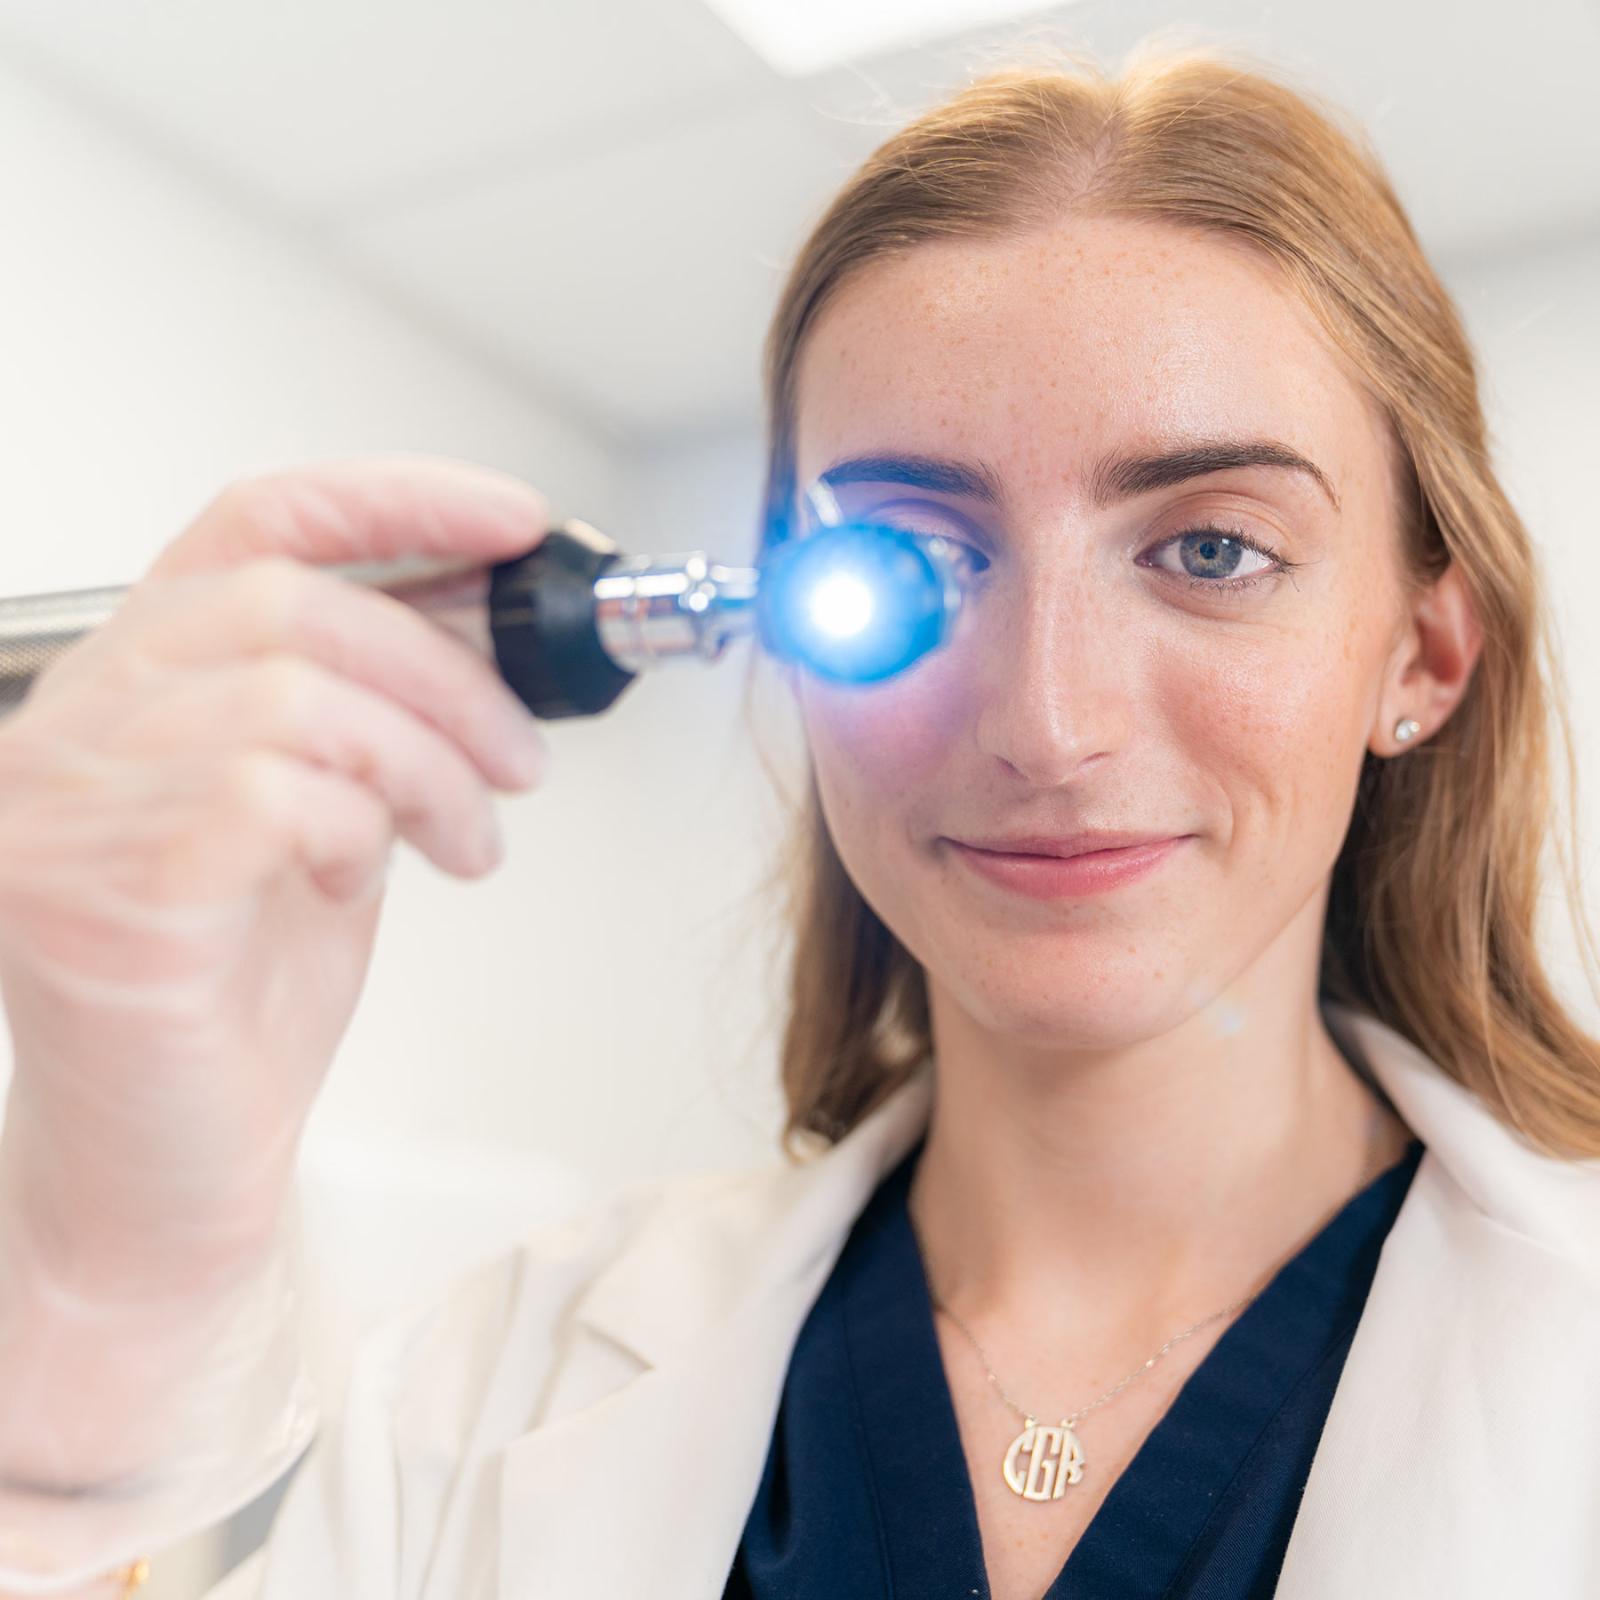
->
[[938, 959, 1193, 1054]]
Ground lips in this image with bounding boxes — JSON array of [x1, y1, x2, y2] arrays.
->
[[945, 834, 1187, 900], [951, 831, 1183, 860]]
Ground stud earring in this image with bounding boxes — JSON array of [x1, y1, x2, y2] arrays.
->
[[1394, 717, 1421, 744]]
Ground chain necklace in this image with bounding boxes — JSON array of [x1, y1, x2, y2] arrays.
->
[[926, 1264, 1259, 1501], [908, 1113, 1391, 1503]]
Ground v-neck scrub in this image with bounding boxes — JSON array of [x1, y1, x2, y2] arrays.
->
[[723, 1131, 1425, 1598]]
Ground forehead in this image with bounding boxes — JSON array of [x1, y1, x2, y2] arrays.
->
[[792, 214, 1386, 507]]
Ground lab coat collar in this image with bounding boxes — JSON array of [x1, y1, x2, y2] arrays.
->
[[1324, 1002, 1600, 1260], [498, 1002, 1600, 1597], [570, 1069, 934, 1374]]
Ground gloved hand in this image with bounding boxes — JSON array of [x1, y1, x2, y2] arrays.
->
[[0, 456, 551, 1323]]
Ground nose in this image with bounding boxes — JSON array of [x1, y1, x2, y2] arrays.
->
[[969, 559, 1135, 787]]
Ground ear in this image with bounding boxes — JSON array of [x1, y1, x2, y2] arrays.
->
[[1370, 560, 1484, 757]]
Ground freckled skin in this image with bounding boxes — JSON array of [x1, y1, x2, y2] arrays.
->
[[791, 215, 1415, 1053]]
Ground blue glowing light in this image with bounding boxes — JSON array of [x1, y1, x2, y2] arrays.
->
[[805, 572, 876, 638], [756, 521, 961, 684]]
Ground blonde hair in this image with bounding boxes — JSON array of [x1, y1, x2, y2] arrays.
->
[[745, 40, 1600, 1160]]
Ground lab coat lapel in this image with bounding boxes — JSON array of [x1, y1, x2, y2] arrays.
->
[[496, 1068, 935, 1599], [1276, 1005, 1600, 1596]]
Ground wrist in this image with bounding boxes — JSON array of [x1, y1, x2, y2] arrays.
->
[[0, 1118, 288, 1312]]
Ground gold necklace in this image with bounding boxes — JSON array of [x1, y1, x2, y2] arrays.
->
[[926, 1268, 1260, 1501], [908, 1115, 1392, 1502]]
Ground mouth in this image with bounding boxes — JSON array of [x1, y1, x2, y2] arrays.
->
[[951, 830, 1183, 859], [943, 834, 1191, 900]]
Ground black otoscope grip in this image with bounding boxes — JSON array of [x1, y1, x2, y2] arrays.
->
[[487, 525, 637, 719]]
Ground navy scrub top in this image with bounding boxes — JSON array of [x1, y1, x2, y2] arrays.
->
[[724, 1129, 1425, 1599]]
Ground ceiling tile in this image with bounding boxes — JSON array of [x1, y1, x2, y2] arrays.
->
[[332, 95, 853, 436], [0, 0, 766, 212]]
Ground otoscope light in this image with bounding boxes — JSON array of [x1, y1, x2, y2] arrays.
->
[[756, 521, 964, 684], [806, 572, 877, 640]]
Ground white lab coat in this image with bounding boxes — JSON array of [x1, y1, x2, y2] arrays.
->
[[23, 1001, 1600, 1597]]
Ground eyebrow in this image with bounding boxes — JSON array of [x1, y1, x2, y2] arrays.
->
[[816, 439, 1341, 514]]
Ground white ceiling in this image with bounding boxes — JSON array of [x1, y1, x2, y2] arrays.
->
[[0, 0, 1595, 445]]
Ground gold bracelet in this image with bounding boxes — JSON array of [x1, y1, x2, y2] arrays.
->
[[115, 1558, 150, 1598]]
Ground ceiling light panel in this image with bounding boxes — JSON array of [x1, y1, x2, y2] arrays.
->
[[698, 0, 1073, 77]]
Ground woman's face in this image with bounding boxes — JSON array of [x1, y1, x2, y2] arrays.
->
[[789, 214, 1420, 1052]]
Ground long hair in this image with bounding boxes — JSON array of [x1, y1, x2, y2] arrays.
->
[[745, 39, 1600, 1160]]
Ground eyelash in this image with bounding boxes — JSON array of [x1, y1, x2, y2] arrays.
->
[[935, 523, 1298, 597], [1145, 523, 1300, 595]]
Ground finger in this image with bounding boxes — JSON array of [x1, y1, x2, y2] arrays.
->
[[146, 456, 550, 581], [203, 749, 399, 907], [121, 654, 512, 881], [101, 558, 549, 793]]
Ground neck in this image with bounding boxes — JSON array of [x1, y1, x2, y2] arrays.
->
[[906, 913, 1413, 1357]]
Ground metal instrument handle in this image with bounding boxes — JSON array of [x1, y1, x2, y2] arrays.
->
[[0, 555, 493, 720]]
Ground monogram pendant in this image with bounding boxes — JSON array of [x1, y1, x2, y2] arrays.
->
[[1002, 1418, 1086, 1501]]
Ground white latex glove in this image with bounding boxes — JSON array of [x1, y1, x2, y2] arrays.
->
[[0, 457, 551, 1491]]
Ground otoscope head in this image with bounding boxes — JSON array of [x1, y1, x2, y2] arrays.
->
[[485, 517, 971, 719], [755, 521, 966, 684]]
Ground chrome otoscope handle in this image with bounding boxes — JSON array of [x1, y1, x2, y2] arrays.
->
[[0, 556, 496, 721]]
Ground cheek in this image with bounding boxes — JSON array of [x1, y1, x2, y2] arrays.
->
[[800, 670, 960, 820], [1166, 618, 1376, 871], [797, 673, 961, 946]]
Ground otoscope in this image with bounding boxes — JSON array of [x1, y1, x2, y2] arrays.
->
[[0, 514, 976, 720]]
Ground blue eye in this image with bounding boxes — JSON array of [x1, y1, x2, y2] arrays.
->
[[1144, 525, 1291, 593]]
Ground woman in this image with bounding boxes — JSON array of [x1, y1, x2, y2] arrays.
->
[[1, 43, 1597, 1600]]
